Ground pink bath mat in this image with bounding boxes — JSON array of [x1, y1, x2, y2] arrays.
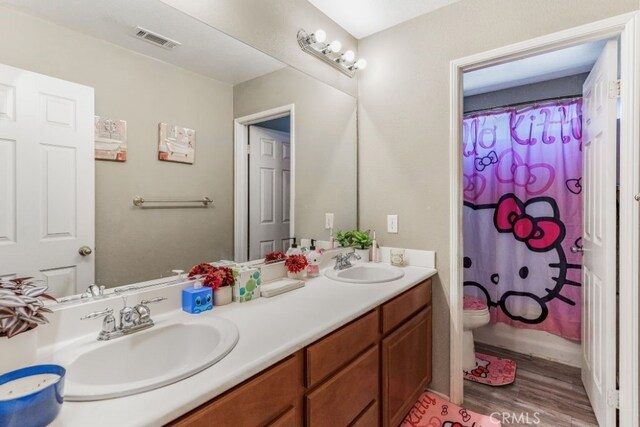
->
[[401, 391, 501, 426], [463, 352, 516, 386]]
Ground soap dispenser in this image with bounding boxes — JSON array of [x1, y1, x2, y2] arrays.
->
[[286, 238, 302, 255], [371, 231, 380, 263], [182, 279, 213, 314], [306, 239, 322, 278]]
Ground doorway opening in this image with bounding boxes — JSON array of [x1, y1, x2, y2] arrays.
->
[[234, 104, 295, 263], [449, 13, 639, 426], [460, 38, 615, 427]]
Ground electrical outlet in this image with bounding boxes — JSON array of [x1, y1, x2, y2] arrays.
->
[[387, 215, 398, 233], [325, 213, 334, 229]]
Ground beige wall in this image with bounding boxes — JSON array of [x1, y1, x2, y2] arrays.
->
[[357, 0, 638, 395], [234, 68, 357, 240], [159, 0, 358, 97], [0, 8, 234, 287]]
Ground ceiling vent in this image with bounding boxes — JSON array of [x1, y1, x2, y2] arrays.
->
[[133, 27, 181, 50]]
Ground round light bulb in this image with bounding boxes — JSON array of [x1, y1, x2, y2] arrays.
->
[[355, 58, 368, 70], [329, 40, 342, 53], [313, 29, 326, 43], [342, 50, 355, 62]]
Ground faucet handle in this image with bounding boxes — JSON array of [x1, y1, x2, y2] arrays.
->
[[136, 297, 167, 324], [80, 307, 114, 320], [140, 297, 167, 305], [86, 284, 105, 297]]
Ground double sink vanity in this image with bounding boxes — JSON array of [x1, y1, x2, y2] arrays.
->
[[17, 255, 436, 426]]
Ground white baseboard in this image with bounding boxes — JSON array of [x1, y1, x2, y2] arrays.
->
[[473, 323, 582, 368]]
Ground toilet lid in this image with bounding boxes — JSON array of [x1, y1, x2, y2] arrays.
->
[[463, 295, 488, 310]]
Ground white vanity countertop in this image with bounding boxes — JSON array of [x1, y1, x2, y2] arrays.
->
[[52, 264, 437, 427]]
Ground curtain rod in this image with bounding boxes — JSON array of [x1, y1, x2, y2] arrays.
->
[[464, 94, 582, 115]]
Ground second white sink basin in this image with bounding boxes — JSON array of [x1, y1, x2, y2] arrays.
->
[[56, 315, 239, 401], [325, 263, 405, 284]]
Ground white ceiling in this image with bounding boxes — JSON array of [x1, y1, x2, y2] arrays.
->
[[308, 0, 461, 39], [464, 40, 608, 96], [3, 0, 286, 85]]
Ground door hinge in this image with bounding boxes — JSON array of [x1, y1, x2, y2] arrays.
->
[[246, 144, 251, 155], [609, 79, 621, 98], [607, 389, 620, 409]]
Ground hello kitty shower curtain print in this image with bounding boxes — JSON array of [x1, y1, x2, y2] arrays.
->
[[462, 98, 583, 341]]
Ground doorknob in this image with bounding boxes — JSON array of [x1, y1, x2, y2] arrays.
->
[[79, 246, 93, 256], [635, 194, 640, 201], [570, 246, 584, 254]]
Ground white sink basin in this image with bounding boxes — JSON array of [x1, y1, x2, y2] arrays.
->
[[325, 263, 405, 284], [56, 315, 239, 401]]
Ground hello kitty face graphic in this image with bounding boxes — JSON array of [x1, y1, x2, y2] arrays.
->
[[463, 193, 581, 324], [466, 358, 490, 379]]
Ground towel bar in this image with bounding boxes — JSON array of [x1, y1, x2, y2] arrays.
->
[[132, 196, 213, 207]]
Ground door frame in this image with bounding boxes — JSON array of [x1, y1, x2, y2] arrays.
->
[[448, 12, 640, 425], [234, 104, 295, 262]]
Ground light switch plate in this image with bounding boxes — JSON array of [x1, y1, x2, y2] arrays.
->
[[325, 213, 334, 229], [387, 215, 398, 233]]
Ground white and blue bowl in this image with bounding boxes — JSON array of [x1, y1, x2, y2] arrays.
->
[[0, 364, 66, 427]]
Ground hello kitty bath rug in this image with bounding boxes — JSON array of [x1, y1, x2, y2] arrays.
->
[[463, 352, 516, 386], [401, 391, 501, 427]]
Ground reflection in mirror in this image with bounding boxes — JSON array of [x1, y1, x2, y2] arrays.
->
[[0, 0, 357, 301]]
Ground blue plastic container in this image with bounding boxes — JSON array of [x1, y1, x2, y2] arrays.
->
[[0, 364, 66, 427], [182, 285, 213, 314]]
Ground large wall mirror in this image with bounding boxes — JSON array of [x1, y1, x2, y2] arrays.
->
[[0, 0, 357, 299]]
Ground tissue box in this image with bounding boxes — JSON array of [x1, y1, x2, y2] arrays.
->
[[232, 266, 261, 302]]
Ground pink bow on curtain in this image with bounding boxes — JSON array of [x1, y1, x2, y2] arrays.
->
[[494, 194, 563, 252]]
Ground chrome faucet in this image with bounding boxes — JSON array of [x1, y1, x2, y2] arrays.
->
[[333, 251, 361, 270], [81, 297, 166, 341], [86, 284, 106, 298]]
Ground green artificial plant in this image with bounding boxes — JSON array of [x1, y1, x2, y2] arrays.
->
[[336, 230, 373, 249]]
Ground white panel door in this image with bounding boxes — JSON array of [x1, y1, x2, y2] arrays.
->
[[0, 63, 94, 297], [249, 126, 290, 260], [581, 39, 617, 427]]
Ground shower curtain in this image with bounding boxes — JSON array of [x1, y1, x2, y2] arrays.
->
[[462, 98, 583, 341]]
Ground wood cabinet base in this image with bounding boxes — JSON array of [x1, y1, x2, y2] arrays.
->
[[168, 279, 432, 427]]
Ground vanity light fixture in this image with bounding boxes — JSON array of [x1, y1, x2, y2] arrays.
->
[[297, 28, 366, 78]]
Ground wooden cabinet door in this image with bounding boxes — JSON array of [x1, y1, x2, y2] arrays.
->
[[169, 352, 304, 427], [381, 306, 432, 427]]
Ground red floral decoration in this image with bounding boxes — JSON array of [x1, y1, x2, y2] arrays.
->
[[189, 263, 214, 278], [189, 263, 235, 290], [285, 254, 308, 273], [264, 251, 286, 263]]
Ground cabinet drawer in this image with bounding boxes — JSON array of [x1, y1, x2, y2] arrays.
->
[[382, 306, 432, 427], [381, 279, 431, 335], [305, 309, 379, 388], [306, 346, 379, 426], [169, 352, 303, 427]]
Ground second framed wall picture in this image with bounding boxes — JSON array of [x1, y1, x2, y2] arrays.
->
[[158, 123, 196, 164]]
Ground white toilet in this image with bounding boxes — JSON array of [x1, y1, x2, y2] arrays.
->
[[463, 295, 490, 371]]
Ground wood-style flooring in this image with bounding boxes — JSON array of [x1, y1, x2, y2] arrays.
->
[[463, 343, 599, 427]]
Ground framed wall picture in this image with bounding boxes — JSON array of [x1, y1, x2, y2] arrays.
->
[[94, 116, 127, 161], [158, 123, 195, 164]]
